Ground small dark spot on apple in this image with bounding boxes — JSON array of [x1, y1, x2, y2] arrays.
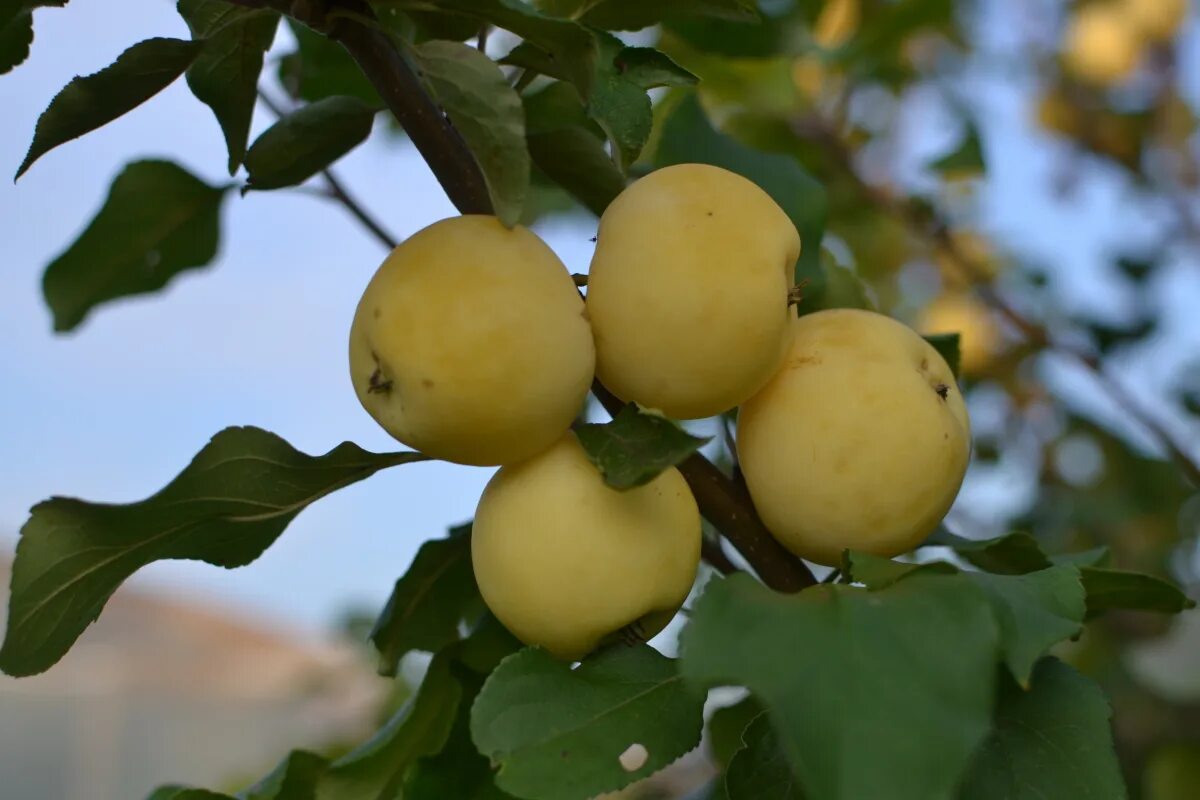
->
[[706, 211, 713, 216], [422, 378, 434, 388], [935, 383, 949, 400], [373, 307, 381, 319], [920, 357, 929, 371], [368, 369, 393, 394]]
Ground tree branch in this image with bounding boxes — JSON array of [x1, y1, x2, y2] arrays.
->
[[256, 89, 400, 250], [259, 0, 818, 591]]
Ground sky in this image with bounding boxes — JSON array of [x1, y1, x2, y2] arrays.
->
[[2, 0, 1198, 637]]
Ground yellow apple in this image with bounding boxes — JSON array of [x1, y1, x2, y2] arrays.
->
[[586, 163, 801, 419], [1063, 4, 1144, 86], [472, 432, 701, 660], [918, 293, 1001, 376], [349, 215, 594, 467], [737, 309, 971, 566], [1122, 0, 1188, 42]]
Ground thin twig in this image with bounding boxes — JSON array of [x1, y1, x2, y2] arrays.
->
[[701, 537, 739, 576], [256, 88, 400, 250]]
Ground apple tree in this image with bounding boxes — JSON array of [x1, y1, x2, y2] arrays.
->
[[3, 1, 1199, 798]]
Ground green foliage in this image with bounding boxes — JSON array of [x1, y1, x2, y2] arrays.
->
[[0, 427, 423, 677], [278, 18, 381, 105], [682, 573, 999, 800], [41, 159, 226, 332], [245, 95, 378, 190], [0, 0, 67, 75], [15, 37, 202, 178], [522, 82, 625, 215], [576, 404, 710, 489], [654, 93, 828, 284], [240, 751, 327, 799], [724, 713, 805, 800], [924, 332, 962, 379], [957, 659, 1126, 800], [1080, 568, 1196, 616], [706, 695, 763, 770], [413, 39, 529, 226], [471, 645, 705, 800], [177, 0, 279, 174], [537, 0, 758, 31], [928, 118, 986, 177], [370, 530, 481, 677]]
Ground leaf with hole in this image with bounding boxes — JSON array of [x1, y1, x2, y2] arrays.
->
[[471, 645, 705, 800]]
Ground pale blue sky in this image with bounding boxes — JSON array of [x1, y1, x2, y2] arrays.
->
[[2, 0, 1198, 634]]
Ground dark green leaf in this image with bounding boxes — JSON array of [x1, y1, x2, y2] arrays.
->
[[241, 751, 327, 800], [471, 645, 706, 800], [244, 95, 376, 190], [928, 119, 985, 176], [277, 18, 381, 105], [1051, 546, 1111, 568], [15, 37, 202, 179], [177, 0, 279, 174], [576, 403, 710, 490], [413, 39, 529, 226], [958, 659, 1126, 800], [145, 789, 232, 800], [924, 333, 961, 379], [42, 159, 226, 332], [613, 46, 697, 90], [0, 1, 67, 75], [924, 529, 1053, 575], [523, 82, 625, 216], [319, 647, 463, 799], [370, 533, 480, 676], [431, 0, 597, 93], [0, 426, 423, 676], [537, 0, 757, 30], [1080, 568, 1195, 616], [681, 574, 998, 800], [970, 568, 1085, 686], [588, 32, 652, 170], [724, 713, 804, 800], [707, 695, 763, 770], [654, 94, 827, 282]]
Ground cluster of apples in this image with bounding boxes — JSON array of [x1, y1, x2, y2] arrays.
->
[[349, 164, 971, 660], [1063, 0, 1187, 86]]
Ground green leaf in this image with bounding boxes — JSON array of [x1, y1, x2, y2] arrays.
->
[[654, 93, 827, 283], [241, 751, 328, 800], [244, 95, 377, 190], [471, 645, 706, 800], [412, 39, 529, 226], [177, 0, 279, 174], [928, 119, 985, 176], [42, 159, 226, 332], [576, 404, 710, 490], [970, 568, 1085, 686], [1051, 546, 1111, 569], [845, 552, 1085, 687], [958, 659, 1126, 800], [0, 426, 424, 677], [15, 37, 202, 179], [924, 333, 961, 379], [537, 0, 758, 31], [924, 529, 1054, 575], [278, 18, 381, 105], [317, 649, 463, 800], [145, 789, 232, 800], [587, 32, 651, 170], [1080, 568, 1195, 616], [431, 0, 597, 93], [370, 532, 480, 676], [707, 695, 763, 770], [681, 574, 998, 800], [724, 713, 804, 800], [613, 46, 697, 90], [523, 82, 625, 216], [0, 1, 67, 75]]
